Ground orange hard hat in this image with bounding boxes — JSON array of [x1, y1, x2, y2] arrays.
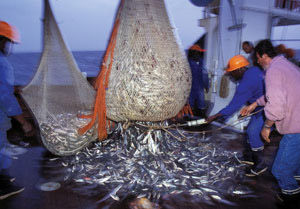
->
[[226, 55, 249, 72], [0, 21, 20, 43], [189, 44, 206, 52]]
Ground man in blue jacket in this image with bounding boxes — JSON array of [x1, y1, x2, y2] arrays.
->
[[0, 21, 33, 200], [188, 45, 209, 118], [206, 55, 267, 177]]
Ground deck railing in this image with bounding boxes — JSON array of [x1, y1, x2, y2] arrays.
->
[[275, 0, 300, 12], [203, 0, 300, 17]]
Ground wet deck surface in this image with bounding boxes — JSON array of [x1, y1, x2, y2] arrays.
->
[[0, 119, 290, 209]]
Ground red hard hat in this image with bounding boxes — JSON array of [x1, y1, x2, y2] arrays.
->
[[226, 55, 249, 72], [0, 21, 20, 43]]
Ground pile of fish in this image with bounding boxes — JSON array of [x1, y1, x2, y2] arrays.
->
[[56, 121, 255, 207], [40, 111, 97, 156]]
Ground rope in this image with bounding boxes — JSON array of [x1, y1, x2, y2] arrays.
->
[[78, 1, 124, 140], [136, 108, 264, 135]]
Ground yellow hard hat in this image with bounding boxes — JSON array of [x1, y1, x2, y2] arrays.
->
[[0, 21, 20, 43], [226, 55, 249, 72]]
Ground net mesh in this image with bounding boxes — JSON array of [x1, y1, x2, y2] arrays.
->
[[107, 0, 191, 121], [21, 0, 97, 156], [80, 0, 192, 139]]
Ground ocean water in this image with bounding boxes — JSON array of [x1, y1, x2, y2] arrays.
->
[[7, 51, 105, 86]]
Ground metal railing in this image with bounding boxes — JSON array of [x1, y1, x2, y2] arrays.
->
[[203, 0, 220, 18], [275, 0, 300, 12]]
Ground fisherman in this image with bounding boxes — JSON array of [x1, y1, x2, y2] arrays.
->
[[241, 39, 300, 208], [275, 44, 299, 66], [187, 44, 209, 118], [242, 41, 254, 54], [206, 55, 267, 177], [242, 41, 257, 66], [0, 21, 33, 199]]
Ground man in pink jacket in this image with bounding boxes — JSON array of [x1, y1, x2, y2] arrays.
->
[[241, 39, 300, 209]]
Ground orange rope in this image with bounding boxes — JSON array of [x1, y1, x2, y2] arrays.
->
[[78, 114, 93, 119], [175, 104, 194, 119], [78, 17, 120, 140]]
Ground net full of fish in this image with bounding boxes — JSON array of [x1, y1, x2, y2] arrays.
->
[[53, 121, 254, 207], [40, 111, 97, 156]]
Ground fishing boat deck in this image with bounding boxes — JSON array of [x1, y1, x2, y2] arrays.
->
[[0, 116, 288, 209]]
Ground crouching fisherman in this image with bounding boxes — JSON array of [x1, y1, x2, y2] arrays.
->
[[206, 55, 267, 177]]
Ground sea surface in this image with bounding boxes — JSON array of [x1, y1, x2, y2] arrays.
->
[[8, 51, 105, 86]]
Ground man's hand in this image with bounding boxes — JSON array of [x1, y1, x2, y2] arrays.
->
[[240, 102, 258, 116], [261, 119, 275, 143], [206, 113, 222, 124], [13, 114, 34, 137], [261, 127, 271, 143], [21, 121, 34, 137]]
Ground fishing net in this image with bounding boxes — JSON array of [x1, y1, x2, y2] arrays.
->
[[21, 0, 97, 156], [79, 0, 192, 139]]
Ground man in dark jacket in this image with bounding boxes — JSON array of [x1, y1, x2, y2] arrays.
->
[[187, 45, 209, 118]]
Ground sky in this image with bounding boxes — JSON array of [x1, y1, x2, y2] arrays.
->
[[1, 0, 300, 53], [0, 0, 206, 53]]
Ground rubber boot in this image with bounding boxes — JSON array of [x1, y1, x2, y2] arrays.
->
[[276, 192, 300, 209], [0, 169, 15, 183], [245, 150, 267, 177], [0, 183, 24, 200], [238, 143, 254, 166], [192, 108, 206, 118], [198, 109, 207, 118]]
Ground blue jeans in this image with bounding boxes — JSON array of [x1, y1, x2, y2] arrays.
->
[[272, 133, 300, 195], [246, 112, 265, 151], [0, 130, 11, 171]]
